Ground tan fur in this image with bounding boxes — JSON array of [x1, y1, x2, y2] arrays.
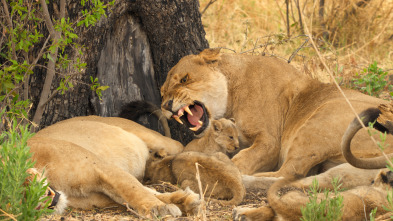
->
[[28, 116, 199, 218], [184, 118, 240, 154], [234, 108, 393, 220], [160, 48, 393, 178], [145, 151, 245, 205], [58, 115, 184, 155]]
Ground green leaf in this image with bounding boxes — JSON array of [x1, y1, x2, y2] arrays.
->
[[4, 82, 15, 90], [47, 53, 54, 62], [97, 85, 109, 91]]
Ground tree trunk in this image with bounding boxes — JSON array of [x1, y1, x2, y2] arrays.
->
[[29, 0, 208, 145]]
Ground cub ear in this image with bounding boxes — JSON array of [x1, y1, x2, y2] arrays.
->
[[154, 149, 168, 159], [199, 48, 221, 65], [213, 120, 223, 132]]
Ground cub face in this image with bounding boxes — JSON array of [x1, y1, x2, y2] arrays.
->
[[212, 118, 240, 154], [160, 49, 228, 136]]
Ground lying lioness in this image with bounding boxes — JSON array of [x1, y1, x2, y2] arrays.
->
[[233, 106, 393, 220], [233, 167, 393, 221], [28, 116, 200, 218]]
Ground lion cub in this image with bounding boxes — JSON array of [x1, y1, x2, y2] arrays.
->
[[184, 118, 240, 155], [145, 151, 245, 205], [144, 118, 245, 205]]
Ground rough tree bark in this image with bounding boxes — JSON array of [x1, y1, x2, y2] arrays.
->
[[29, 0, 208, 144]]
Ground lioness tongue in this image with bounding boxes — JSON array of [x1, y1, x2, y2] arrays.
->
[[187, 105, 203, 126]]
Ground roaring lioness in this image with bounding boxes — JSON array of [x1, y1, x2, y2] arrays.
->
[[28, 116, 200, 218], [160, 48, 393, 178]]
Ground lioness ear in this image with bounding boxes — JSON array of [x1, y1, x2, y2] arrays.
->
[[213, 120, 223, 132], [199, 48, 221, 65]]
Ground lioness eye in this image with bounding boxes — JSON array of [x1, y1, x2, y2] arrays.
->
[[180, 74, 189, 83], [229, 136, 234, 140]]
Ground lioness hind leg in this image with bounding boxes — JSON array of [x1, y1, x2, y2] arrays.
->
[[94, 165, 182, 218]]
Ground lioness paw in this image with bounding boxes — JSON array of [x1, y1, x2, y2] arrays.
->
[[150, 204, 181, 218], [233, 206, 274, 221], [166, 187, 201, 215], [232, 207, 254, 221], [180, 187, 201, 215]]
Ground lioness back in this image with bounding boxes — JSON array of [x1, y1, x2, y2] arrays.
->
[[31, 120, 149, 179], [56, 115, 183, 155]]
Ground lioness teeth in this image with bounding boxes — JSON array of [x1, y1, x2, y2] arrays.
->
[[173, 115, 183, 124], [198, 120, 203, 126], [184, 106, 193, 116], [178, 109, 184, 117], [189, 127, 198, 131]]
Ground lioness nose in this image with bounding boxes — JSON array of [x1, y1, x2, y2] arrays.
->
[[163, 99, 173, 111]]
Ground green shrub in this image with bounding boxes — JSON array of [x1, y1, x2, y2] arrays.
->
[[0, 122, 50, 221], [354, 61, 391, 97], [300, 177, 343, 221]]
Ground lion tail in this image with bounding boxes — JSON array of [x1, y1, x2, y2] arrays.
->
[[119, 100, 171, 137], [266, 177, 304, 220], [212, 174, 246, 206], [341, 107, 392, 169]]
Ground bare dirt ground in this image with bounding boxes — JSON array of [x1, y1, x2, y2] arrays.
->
[[40, 184, 267, 221]]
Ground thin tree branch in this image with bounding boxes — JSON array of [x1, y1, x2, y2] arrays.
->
[[201, 0, 217, 15], [39, 0, 56, 38], [286, 0, 290, 36], [32, 1, 65, 130], [288, 37, 309, 63], [1, 0, 17, 60], [23, 51, 30, 101], [294, 0, 304, 34]]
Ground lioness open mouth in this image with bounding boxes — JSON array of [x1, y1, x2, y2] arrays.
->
[[171, 101, 209, 135]]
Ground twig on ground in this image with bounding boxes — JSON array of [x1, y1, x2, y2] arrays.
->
[[288, 37, 309, 63], [195, 162, 207, 221], [217, 47, 237, 53], [0, 208, 17, 221], [124, 203, 147, 220]]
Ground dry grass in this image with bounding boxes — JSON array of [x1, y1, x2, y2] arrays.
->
[[39, 183, 266, 221], [200, 0, 393, 85]]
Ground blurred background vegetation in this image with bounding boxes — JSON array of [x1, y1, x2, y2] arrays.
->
[[200, 0, 392, 98]]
